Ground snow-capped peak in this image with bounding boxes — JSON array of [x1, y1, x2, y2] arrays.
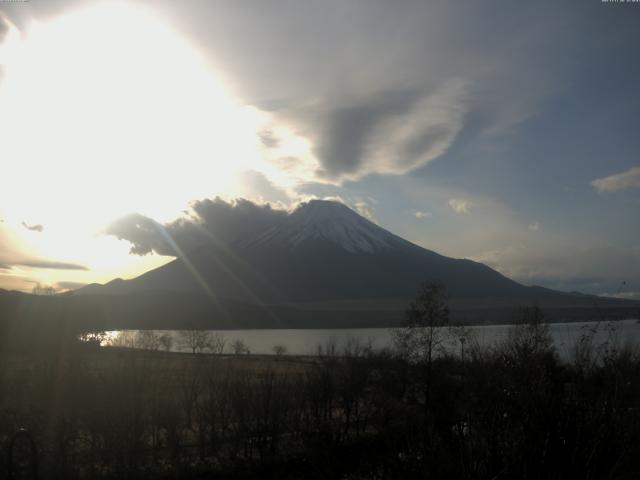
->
[[243, 200, 405, 253]]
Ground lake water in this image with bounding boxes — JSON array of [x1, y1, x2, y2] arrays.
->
[[106, 318, 640, 359]]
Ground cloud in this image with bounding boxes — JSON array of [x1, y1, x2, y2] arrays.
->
[[591, 166, 640, 193], [603, 291, 640, 301], [16, 260, 88, 270], [312, 79, 468, 182], [106, 214, 170, 256], [0, 14, 19, 75], [0, 257, 88, 271], [471, 244, 640, 296], [107, 195, 383, 257], [21, 221, 44, 232], [413, 211, 432, 219], [106, 197, 288, 257], [258, 130, 280, 149], [448, 198, 475, 214], [528, 222, 539, 231], [353, 200, 376, 222], [236, 170, 292, 204]]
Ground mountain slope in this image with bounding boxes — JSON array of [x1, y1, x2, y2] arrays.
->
[[80, 201, 524, 300], [242, 200, 407, 253], [79, 201, 607, 304], [67, 200, 639, 328]]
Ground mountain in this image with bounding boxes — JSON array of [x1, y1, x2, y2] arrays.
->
[[65, 200, 638, 329], [78, 200, 526, 301]]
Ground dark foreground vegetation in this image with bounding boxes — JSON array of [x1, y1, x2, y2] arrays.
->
[[2, 313, 640, 479]]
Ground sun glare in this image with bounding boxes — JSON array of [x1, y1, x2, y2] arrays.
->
[[0, 2, 268, 283]]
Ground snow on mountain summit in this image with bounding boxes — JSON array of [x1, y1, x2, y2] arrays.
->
[[243, 200, 406, 253]]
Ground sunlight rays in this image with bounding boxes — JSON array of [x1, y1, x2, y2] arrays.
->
[[0, 2, 275, 289]]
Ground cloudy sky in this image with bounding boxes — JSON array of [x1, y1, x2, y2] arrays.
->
[[1, 0, 639, 297]]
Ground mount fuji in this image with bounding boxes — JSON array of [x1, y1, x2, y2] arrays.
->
[[65, 200, 637, 329]]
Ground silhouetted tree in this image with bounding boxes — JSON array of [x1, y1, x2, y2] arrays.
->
[[136, 330, 161, 351], [158, 332, 173, 352], [207, 333, 226, 354], [78, 331, 107, 347], [179, 330, 212, 354], [31, 284, 56, 296], [272, 344, 287, 357], [231, 339, 249, 355], [393, 281, 450, 365]]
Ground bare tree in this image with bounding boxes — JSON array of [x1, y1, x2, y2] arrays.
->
[[108, 330, 137, 348], [179, 330, 213, 354], [393, 281, 450, 364], [31, 283, 56, 296], [207, 333, 226, 355], [231, 339, 249, 355], [504, 305, 553, 360], [449, 325, 475, 362], [136, 330, 162, 351], [78, 331, 107, 347], [272, 344, 287, 358], [158, 332, 173, 352]]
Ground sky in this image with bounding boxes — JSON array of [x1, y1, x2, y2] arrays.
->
[[0, 0, 639, 298]]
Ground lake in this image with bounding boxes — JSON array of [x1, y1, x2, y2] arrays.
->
[[105, 318, 640, 359]]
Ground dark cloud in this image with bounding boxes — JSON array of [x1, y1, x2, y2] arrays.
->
[[259, 130, 280, 149], [139, 0, 586, 182], [106, 214, 169, 256], [314, 90, 416, 178], [21, 221, 44, 232], [312, 81, 467, 180], [3, 1, 626, 186], [107, 197, 288, 257]]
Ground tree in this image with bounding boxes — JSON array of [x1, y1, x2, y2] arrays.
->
[[272, 344, 287, 358], [393, 281, 450, 364], [504, 305, 553, 361], [78, 331, 107, 347], [158, 333, 173, 352], [31, 284, 56, 296], [207, 333, 226, 355], [450, 324, 474, 362], [179, 330, 212, 354], [109, 330, 137, 348], [231, 339, 249, 355], [136, 330, 162, 351]]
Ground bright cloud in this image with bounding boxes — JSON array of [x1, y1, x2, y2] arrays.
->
[[413, 211, 432, 219], [353, 201, 376, 222], [591, 166, 640, 193], [448, 198, 475, 214]]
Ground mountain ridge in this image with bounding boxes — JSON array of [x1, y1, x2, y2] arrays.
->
[[75, 200, 634, 312], [2, 195, 638, 331]]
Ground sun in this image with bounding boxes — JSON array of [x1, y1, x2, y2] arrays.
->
[[0, 2, 264, 226], [0, 2, 268, 285]]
